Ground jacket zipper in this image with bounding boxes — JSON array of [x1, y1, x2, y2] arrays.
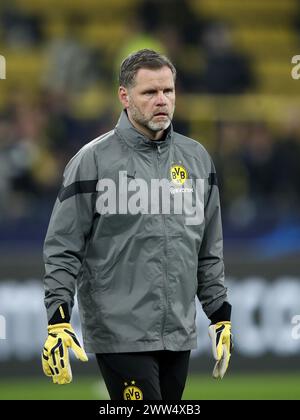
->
[[155, 144, 169, 349]]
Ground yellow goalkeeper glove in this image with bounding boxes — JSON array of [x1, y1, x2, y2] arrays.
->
[[208, 321, 233, 379], [42, 323, 88, 384]]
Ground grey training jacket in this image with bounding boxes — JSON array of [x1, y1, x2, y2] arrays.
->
[[43, 110, 229, 353]]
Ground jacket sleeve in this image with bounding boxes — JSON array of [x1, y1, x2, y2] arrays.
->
[[43, 146, 98, 322], [197, 159, 230, 320]]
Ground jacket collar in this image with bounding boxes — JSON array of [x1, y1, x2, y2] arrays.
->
[[115, 110, 173, 150]]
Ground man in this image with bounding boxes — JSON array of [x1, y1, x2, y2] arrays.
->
[[42, 49, 232, 400]]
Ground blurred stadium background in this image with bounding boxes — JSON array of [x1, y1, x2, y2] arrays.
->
[[1, 0, 300, 400]]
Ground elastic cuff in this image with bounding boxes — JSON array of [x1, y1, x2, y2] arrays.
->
[[48, 303, 70, 325], [209, 302, 232, 324], [48, 323, 71, 332]]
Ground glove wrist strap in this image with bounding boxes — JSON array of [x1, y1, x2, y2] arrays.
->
[[209, 302, 232, 324], [48, 323, 71, 332], [48, 303, 70, 325]]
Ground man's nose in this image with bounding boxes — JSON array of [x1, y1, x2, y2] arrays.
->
[[155, 91, 167, 105]]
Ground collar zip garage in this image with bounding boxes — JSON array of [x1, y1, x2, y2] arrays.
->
[[115, 110, 173, 152]]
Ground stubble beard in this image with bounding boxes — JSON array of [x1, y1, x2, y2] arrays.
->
[[128, 100, 174, 133]]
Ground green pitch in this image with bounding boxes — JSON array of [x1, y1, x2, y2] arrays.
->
[[0, 373, 299, 400]]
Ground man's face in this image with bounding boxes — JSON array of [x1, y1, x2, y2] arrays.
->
[[119, 66, 176, 139]]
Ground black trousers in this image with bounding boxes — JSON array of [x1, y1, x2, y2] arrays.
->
[[96, 350, 191, 400]]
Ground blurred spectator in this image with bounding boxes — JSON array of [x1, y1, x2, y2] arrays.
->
[[155, 25, 203, 93], [0, 95, 61, 220], [42, 14, 99, 94], [0, 3, 43, 48], [137, 0, 203, 45], [137, 0, 204, 92], [42, 38, 97, 93], [200, 23, 254, 94], [240, 121, 300, 220], [214, 121, 254, 228], [293, 0, 300, 36]]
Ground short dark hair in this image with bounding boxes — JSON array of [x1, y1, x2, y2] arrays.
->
[[119, 49, 176, 88]]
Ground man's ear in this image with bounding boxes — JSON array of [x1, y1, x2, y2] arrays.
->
[[118, 86, 129, 109]]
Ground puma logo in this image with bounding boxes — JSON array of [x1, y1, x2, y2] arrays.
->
[[126, 171, 136, 179]]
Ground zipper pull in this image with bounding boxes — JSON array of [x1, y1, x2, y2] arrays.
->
[[157, 145, 161, 154]]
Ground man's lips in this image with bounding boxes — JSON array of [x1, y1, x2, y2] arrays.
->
[[153, 112, 168, 117]]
